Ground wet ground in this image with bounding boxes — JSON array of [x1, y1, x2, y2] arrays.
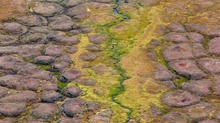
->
[[0, 0, 220, 123]]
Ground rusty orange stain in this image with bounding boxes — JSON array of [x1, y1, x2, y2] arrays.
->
[[0, 0, 28, 20]]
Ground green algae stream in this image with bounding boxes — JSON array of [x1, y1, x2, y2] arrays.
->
[[101, 0, 133, 122]]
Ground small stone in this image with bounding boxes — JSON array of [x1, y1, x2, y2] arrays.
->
[[169, 60, 206, 79], [153, 70, 173, 81], [16, 15, 48, 26], [19, 45, 43, 59], [3, 22, 27, 35], [146, 81, 170, 94], [81, 27, 93, 33], [146, 50, 157, 61], [213, 75, 220, 96], [42, 81, 59, 91], [78, 78, 96, 86], [49, 18, 74, 31], [66, 4, 89, 19], [208, 37, 220, 55], [51, 62, 70, 72], [0, 86, 8, 98], [80, 52, 97, 61], [163, 43, 194, 61], [0, 34, 17, 46], [33, 56, 55, 65], [199, 120, 218, 123], [0, 56, 32, 72], [92, 65, 109, 75], [90, 108, 112, 123], [214, 111, 220, 120], [30, 26, 51, 34], [32, 2, 63, 17], [0, 75, 22, 89], [32, 103, 59, 120], [85, 44, 102, 52], [98, 108, 113, 117], [167, 23, 186, 32], [0, 118, 15, 123], [47, 31, 66, 41], [160, 112, 189, 123], [198, 58, 220, 74], [208, 28, 220, 37], [164, 32, 188, 42], [40, 91, 64, 103], [0, 90, 37, 103], [55, 36, 80, 45], [49, 14, 71, 22], [58, 118, 82, 123], [182, 80, 212, 96], [70, 29, 81, 35], [20, 33, 47, 44], [185, 23, 207, 34], [44, 45, 62, 57], [62, 86, 82, 98], [86, 102, 100, 111], [18, 65, 53, 81], [64, 46, 78, 54], [24, 120, 46, 123], [183, 102, 215, 120], [148, 106, 163, 117], [157, 81, 176, 89], [88, 34, 107, 44], [94, 0, 113, 3], [60, 55, 73, 64], [147, 39, 160, 48], [90, 115, 110, 123], [61, 0, 83, 7], [0, 103, 26, 117], [59, 69, 81, 83], [31, 70, 53, 81], [0, 46, 19, 55], [18, 66, 40, 76], [162, 90, 200, 107], [22, 78, 41, 91], [141, 0, 162, 6], [62, 98, 86, 117], [192, 43, 207, 58], [46, 0, 63, 3], [187, 32, 205, 43], [127, 119, 136, 123]]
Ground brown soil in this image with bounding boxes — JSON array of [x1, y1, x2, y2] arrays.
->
[[0, 0, 28, 20]]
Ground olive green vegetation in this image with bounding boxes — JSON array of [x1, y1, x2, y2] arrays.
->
[[57, 81, 68, 88], [98, 1, 138, 122], [65, 0, 181, 122], [78, 1, 165, 122], [36, 64, 51, 70]]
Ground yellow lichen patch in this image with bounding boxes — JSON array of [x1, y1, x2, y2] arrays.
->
[[110, 8, 152, 40], [70, 34, 88, 69], [156, 0, 220, 30], [68, 69, 130, 122], [89, 13, 117, 24], [68, 34, 131, 122], [67, 0, 220, 122], [115, 2, 169, 122]]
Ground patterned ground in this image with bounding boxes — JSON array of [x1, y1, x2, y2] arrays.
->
[[0, 0, 220, 123]]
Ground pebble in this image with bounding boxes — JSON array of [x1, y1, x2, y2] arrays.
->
[[162, 90, 200, 107]]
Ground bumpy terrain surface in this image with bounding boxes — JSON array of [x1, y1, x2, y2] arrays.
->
[[1, 0, 220, 123]]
